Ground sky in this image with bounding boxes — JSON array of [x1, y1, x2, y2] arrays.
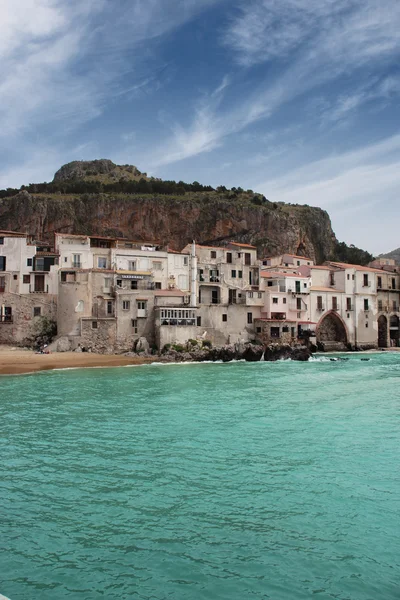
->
[[1, 0, 400, 254]]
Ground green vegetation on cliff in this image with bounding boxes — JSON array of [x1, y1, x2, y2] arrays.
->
[[0, 159, 374, 265]]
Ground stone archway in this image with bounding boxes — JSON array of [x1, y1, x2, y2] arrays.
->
[[378, 315, 388, 348], [317, 311, 348, 350]]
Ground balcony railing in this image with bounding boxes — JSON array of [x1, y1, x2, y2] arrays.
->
[[0, 315, 13, 323], [72, 262, 82, 269], [161, 318, 196, 326], [317, 306, 325, 311], [29, 284, 49, 293]]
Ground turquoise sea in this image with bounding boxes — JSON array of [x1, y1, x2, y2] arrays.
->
[[1, 354, 400, 600]]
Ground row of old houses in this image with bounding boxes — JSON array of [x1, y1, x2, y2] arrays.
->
[[1, 229, 399, 351]]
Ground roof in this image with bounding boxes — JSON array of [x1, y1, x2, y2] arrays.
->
[[228, 242, 257, 249], [155, 289, 186, 297], [284, 253, 312, 261], [326, 261, 384, 273], [261, 271, 308, 279], [0, 230, 28, 237], [167, 248, 190, 255], [309, 265, 334, 270], [309, 286, 345, 292]]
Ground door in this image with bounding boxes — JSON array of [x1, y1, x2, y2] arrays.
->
[[295, 280, 301, 293], [34, 274, 45, 292]]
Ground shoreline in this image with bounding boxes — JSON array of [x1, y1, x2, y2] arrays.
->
[[0, 346, 398, 377], [0, 347, 153, 376]]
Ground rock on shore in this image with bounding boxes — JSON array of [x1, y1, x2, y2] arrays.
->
[[127, 342, 312, 363]]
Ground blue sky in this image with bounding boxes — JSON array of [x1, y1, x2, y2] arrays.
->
[[1, 0, 400, 254]]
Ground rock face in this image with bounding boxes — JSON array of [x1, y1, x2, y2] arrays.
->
[[155, 343, 311, 363], [0, 190, 337, 262], [53, 160, 144, 183]]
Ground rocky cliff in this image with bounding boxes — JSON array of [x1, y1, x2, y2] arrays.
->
[[0, 160, 346, 262]]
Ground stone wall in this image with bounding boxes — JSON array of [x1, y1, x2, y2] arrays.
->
[[0, 292, 57, 344]]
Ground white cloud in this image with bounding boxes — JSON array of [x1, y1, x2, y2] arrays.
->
[[255, 133, 400, 252]]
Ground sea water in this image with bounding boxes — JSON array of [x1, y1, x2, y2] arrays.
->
[[1, 354, 399, 600]]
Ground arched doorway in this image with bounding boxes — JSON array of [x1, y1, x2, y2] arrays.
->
[[378, 315, 388, 348], [389, 315, 399, 347], [317, 311, 348, 350]]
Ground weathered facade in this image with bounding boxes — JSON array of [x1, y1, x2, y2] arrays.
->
[[0, 231, 58, 343]]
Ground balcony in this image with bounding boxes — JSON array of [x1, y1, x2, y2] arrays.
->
[[316, 306, 325, 311], [0, 315, 12, 323], [29, 284, 49, 293], [72, 262, 82, 269], [362, 282, 371, 288]]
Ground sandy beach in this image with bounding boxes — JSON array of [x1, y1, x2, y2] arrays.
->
[[0, 346, 152, 376]]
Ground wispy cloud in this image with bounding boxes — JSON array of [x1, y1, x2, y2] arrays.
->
[[155, 0, 400, 167]]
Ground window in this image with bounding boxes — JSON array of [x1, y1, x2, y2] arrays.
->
[[129, 261, 137, 271], [317, 296, 323, 310], [271, 327, 280, 338], [0, 237, 3, 245], [211, 290, 219, 304], [131, 319, 138, 333], [153, 261, 162, 271], [297, 261, 300, 266], [211, 250, 216, 259], [377, 276, 382, 288], [346, 298, 352, 310], [131, 280, 138, 290], [245, 253, 251, 265], [13, 274, 17, 280], [227, 252, 232, 264], [222, 314, 227, 322], [0, 275, 5, 292], [248, 291, 254, 298], [76, 300, 84, 312], [296, 298, 302, 310], [107, 300, 113, 315], [366, 322, 369, 328], [347, 274, 350, 280], [35, 258, 45, 271], [378, 300, 383, 311], [363, 274, 369, 287], [238, 270, 243, 279], [272, 297, 278, 304], [27, 258, 32, 267], [178, 274, 188, 289], [104, 277, 112, 289], [33, 306, 41, 317], [304, 283, 307, 288], [116, 279, 122, 288], [392, 278, 396, 289], [332, 297, 338, 310], [98, 257, 107, 269], [364, 299, 369, 311], [283, 297, 287, 304], [155, 282, 162, 290], [231, 270, 236, 278], [393, 301, 398, 311], [197, 316, 201, 326], [73, 254, 81, 268], [0, 256, 6, 271], [122, 301, 130, 310], [228, 289, 236, 304], [64, 257, 67, 262], [23, 274, 30, 284], [237, 253, 241, 258], [247, 312, 253, 324], [258, 292, 262, 298], [256, 327, 262, 333], [183, 256, 188, 266], [198, 289, 202, 303], [137, 301, 146, 310], [352, 275, 355, 280], [92, 321, 98, 329]]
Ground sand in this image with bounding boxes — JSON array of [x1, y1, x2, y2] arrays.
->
[[0, 346, 152, 376]]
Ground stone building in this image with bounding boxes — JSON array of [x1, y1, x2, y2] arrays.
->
[[181, 242, 264, 345], [0, 231, 58, 343]]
